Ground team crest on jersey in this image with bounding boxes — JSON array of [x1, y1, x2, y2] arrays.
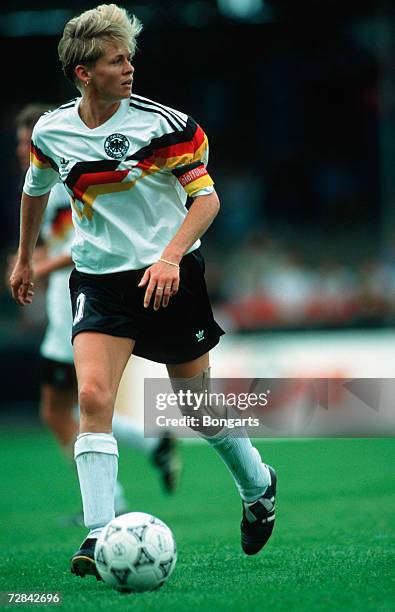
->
[[104, 133, 130, 159]]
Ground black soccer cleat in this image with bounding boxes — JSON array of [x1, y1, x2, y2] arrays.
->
[[70, 537, 102, 580], [152, 431, 181, 494], [240, 465, 277, 556]]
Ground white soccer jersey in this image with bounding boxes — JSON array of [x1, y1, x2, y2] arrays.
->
[[40, 182, 74, 363], [24, 94, 215, 274]]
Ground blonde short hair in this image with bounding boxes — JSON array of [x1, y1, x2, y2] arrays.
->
[[58, 4, 142, 89]]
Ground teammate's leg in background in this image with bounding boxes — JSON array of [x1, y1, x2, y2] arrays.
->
[[40, 383, 77, 459], [111, 413, 181, 493]]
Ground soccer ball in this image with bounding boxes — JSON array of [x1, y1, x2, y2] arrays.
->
[[94, 512, 177, 593]]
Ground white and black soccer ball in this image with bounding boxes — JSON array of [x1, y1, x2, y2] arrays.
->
[[94, 512, 177, 593]]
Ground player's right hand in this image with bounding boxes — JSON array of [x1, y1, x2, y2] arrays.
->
[[9, 259, 35, 306]]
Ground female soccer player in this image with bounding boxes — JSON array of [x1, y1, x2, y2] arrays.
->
[[10, 4, 276, 578], [13, 104, 180, 524]]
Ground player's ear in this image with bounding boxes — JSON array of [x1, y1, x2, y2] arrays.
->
[[75, 64, 92, 88]]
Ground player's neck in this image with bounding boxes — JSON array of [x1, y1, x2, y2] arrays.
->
[[79, 97, 121, 129]]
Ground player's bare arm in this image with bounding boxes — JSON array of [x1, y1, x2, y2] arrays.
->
[[9, 191, 49, 305], [138, 190, 220, 310]]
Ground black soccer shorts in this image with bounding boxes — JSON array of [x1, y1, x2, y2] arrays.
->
[[69, 249, 225, 364]]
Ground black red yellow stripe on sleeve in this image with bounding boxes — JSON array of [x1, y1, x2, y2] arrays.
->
[[30, 142, 58, 171], [172, 161, 213, 197]]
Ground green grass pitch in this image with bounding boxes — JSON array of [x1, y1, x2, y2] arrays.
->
[[0, 429, 393, 611]]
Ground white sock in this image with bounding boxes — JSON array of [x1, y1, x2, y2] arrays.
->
[[170, 369, 270, 503], [74, 432, 118, 537], [208, 432, 270, 502], [112, 412, 157, 453]]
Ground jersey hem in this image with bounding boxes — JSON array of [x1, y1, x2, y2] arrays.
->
[[73, 244, 201, 274]]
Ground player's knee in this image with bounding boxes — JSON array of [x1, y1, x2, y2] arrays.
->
[[79, 381, 112, 418]]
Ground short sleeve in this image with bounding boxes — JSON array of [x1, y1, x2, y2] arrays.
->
[[170, 118, 214, 198], [23, 123, 59, 197]]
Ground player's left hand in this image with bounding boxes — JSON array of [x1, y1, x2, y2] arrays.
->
[[138, 260, 180, 310]]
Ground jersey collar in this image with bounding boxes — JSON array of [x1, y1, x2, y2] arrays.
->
[[71, 97, 129, 133]]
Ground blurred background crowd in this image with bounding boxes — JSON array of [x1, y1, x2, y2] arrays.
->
[[1, 0, 394, 404]]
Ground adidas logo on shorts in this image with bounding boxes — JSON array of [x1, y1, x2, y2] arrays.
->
[[195, 330, 205, 342]]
